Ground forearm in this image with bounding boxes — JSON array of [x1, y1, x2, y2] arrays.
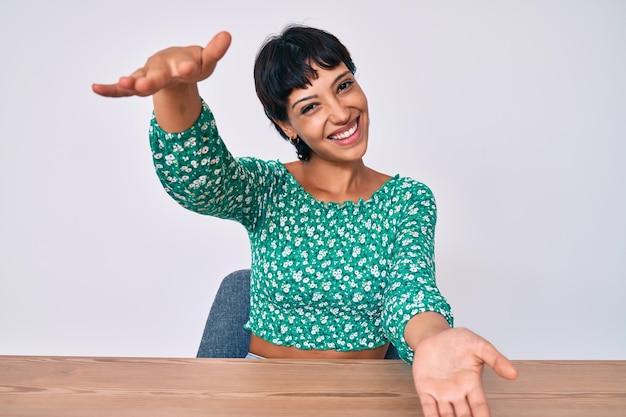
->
[[149, 100, 266, 227], [404, 312, 451, 352], [153, 82, 202, 133], [150, 99, 229, 216]]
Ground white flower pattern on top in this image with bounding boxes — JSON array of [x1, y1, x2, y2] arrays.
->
[[149, 100, 453, 363]]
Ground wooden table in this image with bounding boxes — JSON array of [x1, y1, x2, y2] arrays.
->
[[0, 357, 624, 416]]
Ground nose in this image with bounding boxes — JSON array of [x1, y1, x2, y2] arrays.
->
[[328, 97, 350, 125]]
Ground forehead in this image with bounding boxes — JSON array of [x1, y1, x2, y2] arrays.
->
[[288, 64, 351, 97]]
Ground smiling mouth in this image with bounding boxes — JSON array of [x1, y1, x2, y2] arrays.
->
[[328, 119, 358, 141]]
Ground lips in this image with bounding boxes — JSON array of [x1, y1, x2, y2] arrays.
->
[[328, 118, 359, 141]]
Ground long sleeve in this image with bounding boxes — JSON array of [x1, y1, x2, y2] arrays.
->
[[149, 100, 275, 230], [382, 181, 453, 363]]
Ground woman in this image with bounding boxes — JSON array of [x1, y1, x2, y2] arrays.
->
[[93, 25, 517, 417]]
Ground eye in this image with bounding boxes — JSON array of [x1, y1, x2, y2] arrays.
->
[[300, 103, 317, 114], [338, 80, 354, 92]]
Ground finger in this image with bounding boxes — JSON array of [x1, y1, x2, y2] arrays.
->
[[91, 82, 137, 98], [418, 393, 441, 417], [437, 400, 456, 417], [452, 396, 474, 417], [477, 342, 518, 380], [118, 74, 143, 91], [203, 31, 232, 64], [91, 83, 117, 97], [134, 66, 174, 96], [92, 68, 149, 97], [467, 386, 491, 417]]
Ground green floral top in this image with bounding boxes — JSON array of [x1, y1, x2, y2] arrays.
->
[[149, 101, 453, 363]]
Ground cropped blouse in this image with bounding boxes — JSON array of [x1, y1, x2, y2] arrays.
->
[[149, 100, 453, 362]]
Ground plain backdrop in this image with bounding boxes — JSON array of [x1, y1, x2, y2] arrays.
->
[[1, 0, 624, 359]]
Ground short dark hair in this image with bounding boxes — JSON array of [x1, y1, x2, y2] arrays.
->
[[254, 25, 356, 161]]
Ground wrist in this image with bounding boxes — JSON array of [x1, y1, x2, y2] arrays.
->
[[153, 83, 202, 133], [404, 312, 451, 351]]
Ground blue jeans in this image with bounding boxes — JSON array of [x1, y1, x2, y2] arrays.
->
[[196, 269, 400, 359]]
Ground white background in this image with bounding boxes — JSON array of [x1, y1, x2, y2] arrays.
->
[[1, 0, 624, 359]]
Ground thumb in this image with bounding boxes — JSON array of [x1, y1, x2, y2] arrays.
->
[[203, 31, 232, 65], [478, 342, 519, 381]]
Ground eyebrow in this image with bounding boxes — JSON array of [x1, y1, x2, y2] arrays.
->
[[291, 70, 352, 110]]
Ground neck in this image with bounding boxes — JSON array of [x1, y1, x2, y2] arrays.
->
[[303, 157, 368, 192], [286, 157, 387, 204]]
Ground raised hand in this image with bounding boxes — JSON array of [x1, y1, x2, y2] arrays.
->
[[412, 327, 518, 417], [92, 31, 232, 98], [93, 31, 232, 132]]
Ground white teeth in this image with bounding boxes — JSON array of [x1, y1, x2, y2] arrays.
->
[[329, 122, 357, 140]]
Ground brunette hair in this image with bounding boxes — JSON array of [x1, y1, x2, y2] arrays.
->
[[254, 25, 356, 161]]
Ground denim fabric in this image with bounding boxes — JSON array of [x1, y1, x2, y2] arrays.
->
[[197, 269, 401, 360], [245, 352, 265, 359]]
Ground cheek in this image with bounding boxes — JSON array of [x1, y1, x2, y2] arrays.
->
[[358, 91, 369, 111], [296, 117, 326, 139]]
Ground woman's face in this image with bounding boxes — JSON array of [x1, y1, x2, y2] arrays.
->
[[276, 64, 370, 163]]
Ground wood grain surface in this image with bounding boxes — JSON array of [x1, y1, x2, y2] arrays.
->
[[1, 357, 624, 416]]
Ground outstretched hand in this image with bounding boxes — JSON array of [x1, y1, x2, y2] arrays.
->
[[92, 31, 232, 98], [412, 327, 518, 417]]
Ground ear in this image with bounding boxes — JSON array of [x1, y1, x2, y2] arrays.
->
[[273, 118, 297, 139]]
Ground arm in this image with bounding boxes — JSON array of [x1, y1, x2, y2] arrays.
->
[[149, 100, 276, 226], [93, 32, 272, 227], [381, 181, 453, 362], [381, 181, 517, 417]]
